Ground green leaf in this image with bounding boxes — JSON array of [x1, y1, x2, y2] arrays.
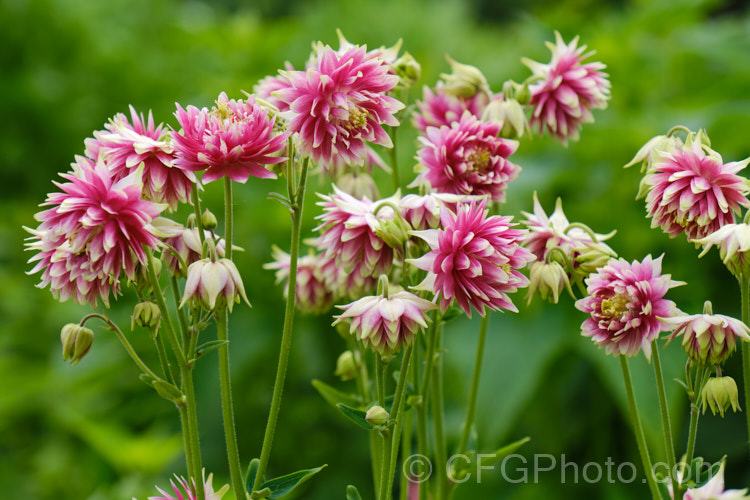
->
[[255, 464, 328, 499], [450, 437, 531, 483], [268, 192, 293, 211], [336, 403, 375, 430], [346, 485, 362, 500], [312, 379, 363, 409], [480, 436, 531, 467], [245, 458, 260, 490]]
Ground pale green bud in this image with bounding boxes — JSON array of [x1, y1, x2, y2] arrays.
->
[[701, 376, 741, 417], [526, 261, 571, 305], [334, 350, 358, 382], [365, 405, 390, 426], [573, 241, 618, 278], [202, 208, 218, 231], [393, 51, 421, 88], [376, 217, 412, 248], [186, 212, 198, 228], [131, 301, 161, 331], [61, 323, 94, 365], [337, 172, 379, 200], [439, 55, 489, 98], [482, 98, 530, 139]]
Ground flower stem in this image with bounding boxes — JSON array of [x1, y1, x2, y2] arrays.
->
[[456, 313, 489, 457], [651, 340, 677, 496], [432, 324, 447, 500], [741, 274, 750, 456], [416, 314, 438, 500], [191, 183, 206, 247], [252, 157, 310, 494], [145, 248, 186, 367], [389, 125, 400, 192], [620, 356, 661, 500], [217, 177, 244, 499], [385, 345, 414, 500]]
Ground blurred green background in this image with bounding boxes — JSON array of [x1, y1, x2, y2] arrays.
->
[[2, 0, 750, 498]]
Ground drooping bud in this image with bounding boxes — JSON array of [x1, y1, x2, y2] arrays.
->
[[186, 212, 198, 228], [526, 261, 571, 305], [336, 172, 379, 200], [365, 405, 390, 426], [202, 208, 218, 231], [481, 97, 530, 139], [664, 311, 750, 365], [180, 258, 250, 312], [61, 323, 94, 365], [131, 301, 161, 330], [393, 51, 421, 88], [375, 216, 412, 248], [573, 240, 618, 278], [701, 376, 741, 417], [334, 350, 358, 381], [439, 55, 489, 98]]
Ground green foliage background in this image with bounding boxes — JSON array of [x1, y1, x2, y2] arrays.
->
[[2, 0, 750, 498]]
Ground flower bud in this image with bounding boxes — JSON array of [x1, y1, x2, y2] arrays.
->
[[336, 172, 379, 200], [376, 216, 412, 248], [701, 376, 741, 417], [393, 51, 421, 88], [665, 312, 750, 366], [131, 301, 161, 330], [481, 98, 529, 139], [61, 323, 94, 365], [573, 240, 618, 278], [186, 212, 198, 228], [439, 55, 489, 98], [180, 258, 251, 312], [334, 350, 358, 381], [202, 209, 218, 231], [526, 261, 571, 305], [365, 405, 390, 426]]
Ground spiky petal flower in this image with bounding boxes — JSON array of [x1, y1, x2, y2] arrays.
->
[[412, 85, 489, 135], [409, 201, 534, 316], [85, 106, 195, 210], [264, 247, 335, 314], [274, 44, 404, 165], [333, 290, 437, 355], [314, 187, 398, 279], [645, 141, 750, 241], [695, 223, 750, 277], [254, 62, 295, 113], [27, 157, 163, 292], [664, 312, 750, 365], [523, 31, 610, 142], [180, 258, 250, 312], [575, 255, 682, 359], [172, 92, 287, 184], [415, 113, 520, 202], [139, 470, 229, 500], [521, 192, 615, 270]]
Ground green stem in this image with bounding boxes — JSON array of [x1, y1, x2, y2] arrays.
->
[[432, 324, 447, 500], [741, 274, 750, 456], [154, 329, 177, 385], [651, 340, 677, 495], [620, 356, 661, 500], [385, 345, 414, 500], [191, 183, 206, 247], [416, 315, 438, 500], [376, 355, 387, 406], [456, 314, 489, 457], [145, 248, 186, 367], [252, 158, 311, 494], [224, 177, 233, 261], [217, 310, 244, 499], [178, 405, 196, 482], [171, 275, 192, 350], [400, 352, 415, 500], [389, 125, 400, 192]]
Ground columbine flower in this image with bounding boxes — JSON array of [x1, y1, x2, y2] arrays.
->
[[414, 113, 520, 203], [333, 290, 436, 356], [26, 157, 163, 300], [664, 312, 750, 365], [180, 258, 250, 312], [314, 187, 399, 279], [645, 141, 750, 241], [253, 62, 295, 113], [521, 192, 615, 270], [522, 31, 610, 142], [410, 201, 534, 316], [575, 255, 682, 359], [172, 92, 287, 184], [624, 133, 684, 200], [274, 43, 403, 165], [85, 106, 194, 210], [139, 470, 229, 500], [670, 461, 750, 500], [264, 247, 334, 314], [696, 223, 750, 277], [412, 85, 489, 135]]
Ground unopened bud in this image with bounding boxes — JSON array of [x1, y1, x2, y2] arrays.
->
[[131, 301, 161, 331], [153, 379, 187, 406], [393, 51, 421, 88], [186, 212, 198, 228], [573, 241, 617, 278], [526, 261, 571, 305], [334, 350, 358, 381], [440, 55, 489, 98], [337, 172, 379, 200], [482, 98, 529, 139], [202, 209, 218, 231], [514, 83, 531, 106], [365, 405, 390, 426], [61, 323, 94, 365], [376, 217, 412, 248], [701, 376, 741, 417]]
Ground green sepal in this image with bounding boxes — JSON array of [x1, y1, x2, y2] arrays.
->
[[152, 379, 186, 406], [336, 403, 375, 430], [267, 192, 294, 212], [312, 379, 363, 409], [346, 485, 362, 500], [245, 458, 260, 488], [194, 339, 229, 359], [248, 464, 328, 499]]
